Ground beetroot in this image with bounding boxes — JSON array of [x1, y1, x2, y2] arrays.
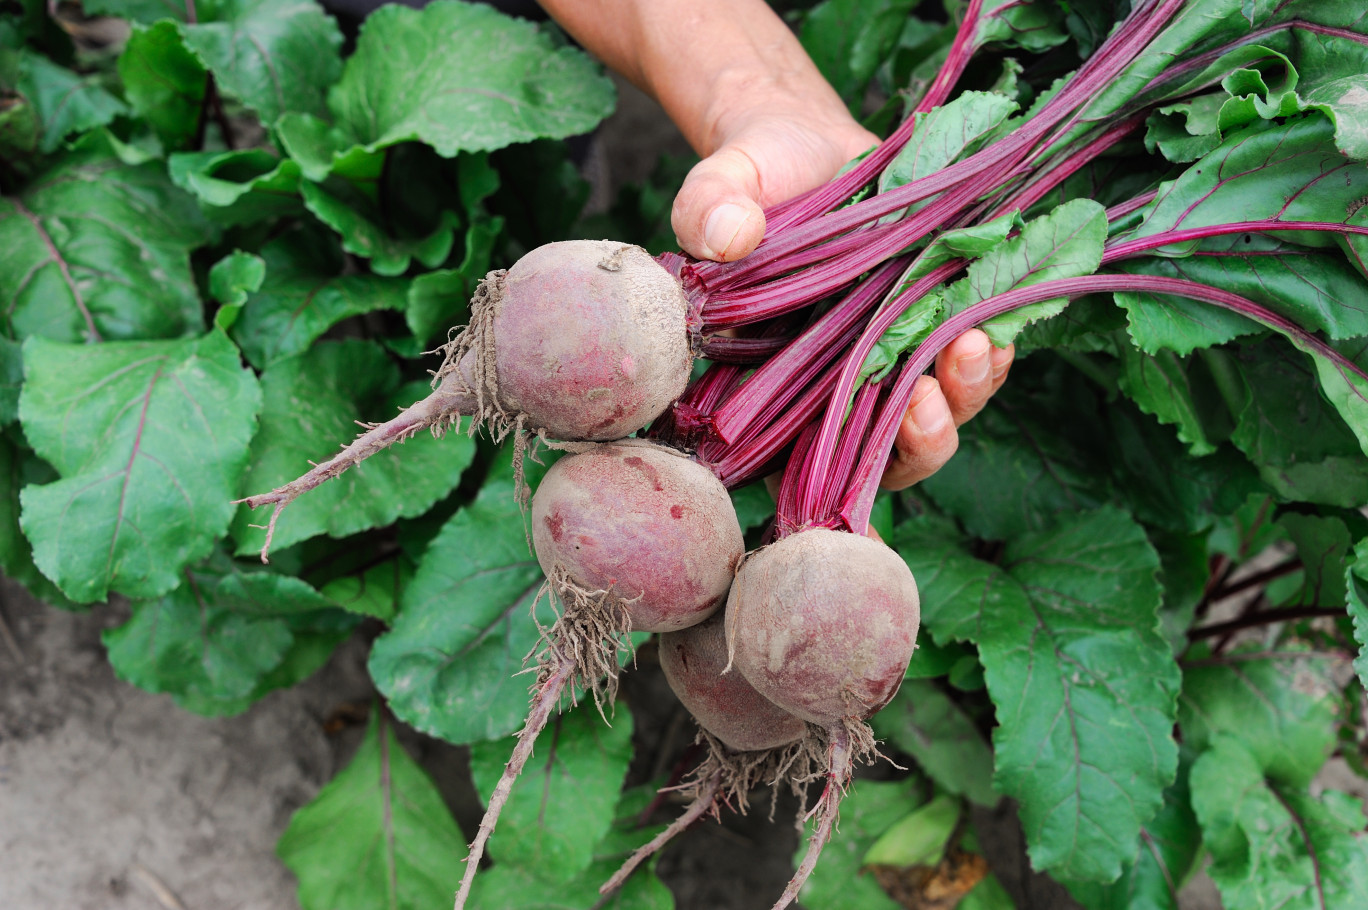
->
[[599, 611, 811, 900], [725, 528, 920, 910], [237, 239, 692, 559], [532, 440, 742, 633], [453, 441, 743, 910]]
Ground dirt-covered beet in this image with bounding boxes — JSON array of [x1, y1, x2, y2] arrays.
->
[[452, 239, 693, 442], [531, 440, 743, 633], [724, 528, 920, 726], [660, 613, 806, 753]]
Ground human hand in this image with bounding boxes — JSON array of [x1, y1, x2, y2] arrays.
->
[[672, 98, 1014, 490]]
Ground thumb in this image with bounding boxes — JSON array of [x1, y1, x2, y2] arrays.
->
[[671, 146, 768, 262]]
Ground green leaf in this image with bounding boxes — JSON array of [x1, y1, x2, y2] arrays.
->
[[859, 291, 944, 384], [1116, 345, 1236, 458], [879, 91, 1019, 195], [870, 679, 997, 807], [230, 340, 474, 555], [208, 250, 266, 311], [0, 430, 79, 609], [1348, 539, 1368, 691], [103, 559, 333, 711], [229, 232, 407, 369], [118, 20, 207, 150], [1191, 736, 1368, 909], [14, 49, 127, 154], [320, 555, 412, 623], [1178, 649, 1341, 789], [1065, 758, 1202, 910], [180, 0, 342, 126], [1227, 338, 1368, 508], [800, 0, 919, 110], [0, 141, 215, 343], [467, 787, 675, 910], [167, 148, 304, 225], [919, 367, 1112, 540], [981, 508, 1177, 882], [276, 0, 614, 168], [19, 331, 261, 602], [796, 779, 922, 910], [277, 711, 467, 910], [1276, 510, 1366, 608], [0, 336, 22, 426], [977, 0, 1070, 52], [863, 793, 959, 868], [405, 216, 503, 345], [469, 706, 634, 881], [945, 198, 1108, 346], [367, 448, 554, 745], [299, 177, 459, 277]]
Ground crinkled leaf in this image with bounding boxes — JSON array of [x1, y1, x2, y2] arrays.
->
[[982, 507, 1177, 882], [405, 216, 503, 345], [103, 560, 334, 711], [945, 198, 1108, 346], [0, 140, 214, 343], [879, 91, 1019, 195], [1065, 759, 1202, 910], [276, 0, 614, 168], [1191, 736, 1368, 909], [277, 711, 467, 910], [859, 291, 944, 384], [230, 340, 473, 555], [469, 706, 633, 881], [797, 779, 922, 910], [19, 331, 261, 602], [229, 233, 407, 369], [1178, 648, 1341, 789], [1348, 538, 1368, 691], [1113, 284, 1262, 356], [977, 0, 1069, 52], [1119, 116, 1368, 259], [167, 148, 304, 225], [870, 678, 997, 806], [118, 20, 207, 150], [904, 210, 1024, 283], [14, 49, 127, 154], [367, 448, 554, 745]]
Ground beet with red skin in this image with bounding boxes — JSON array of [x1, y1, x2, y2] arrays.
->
[[531, 440, 744, 633], [724, 528, 920, 727], [660, 612, 807, 753], [474, 239, 694, 441]]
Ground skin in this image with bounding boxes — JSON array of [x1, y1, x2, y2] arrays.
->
[[538, 0, 1014, 490]]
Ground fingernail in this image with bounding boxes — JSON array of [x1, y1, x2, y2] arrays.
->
[[703, 204, 751, 260], [910, 388, 951, 434], [991, 346, 1013, 380], [958, 346, 991, 384]]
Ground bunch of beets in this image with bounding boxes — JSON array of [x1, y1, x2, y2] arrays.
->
[[238, 2, 1368, 907]]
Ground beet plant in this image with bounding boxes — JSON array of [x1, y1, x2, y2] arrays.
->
[[4, 1, 1368, 910]]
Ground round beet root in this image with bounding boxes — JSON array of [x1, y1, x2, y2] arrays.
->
[[531, 441, 744, 633], [660, 612, 807, 753], [724, 528, 920, 726], [456, 239, 693, 442]]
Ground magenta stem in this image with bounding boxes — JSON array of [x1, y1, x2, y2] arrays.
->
[[1104, 221, 1368, 261]]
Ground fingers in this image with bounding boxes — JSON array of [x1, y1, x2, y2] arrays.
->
[[671, 147, 768, 262], [936, 330, 1014, 426], [880, 333, 1014, 491]]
